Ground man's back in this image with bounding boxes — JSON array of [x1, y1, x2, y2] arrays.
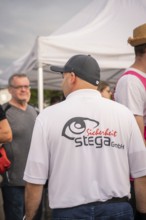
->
[[24, 89, 146, 208]]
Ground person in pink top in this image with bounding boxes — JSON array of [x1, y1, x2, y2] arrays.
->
[[115, 23, 146, 144], [114, 23, 146, 220]]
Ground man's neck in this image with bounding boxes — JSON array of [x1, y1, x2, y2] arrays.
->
[[131, 57, 146, 74], [9, 99, 28, 111]]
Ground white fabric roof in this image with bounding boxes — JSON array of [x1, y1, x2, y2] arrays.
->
[[1, 0, 146, 91]]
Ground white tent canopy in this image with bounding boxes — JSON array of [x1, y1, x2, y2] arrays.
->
[[1, 0, 146, 110]]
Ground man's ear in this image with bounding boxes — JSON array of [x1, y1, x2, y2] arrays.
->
[[70, 72, 76, 83], [8, 87, 12, 94]]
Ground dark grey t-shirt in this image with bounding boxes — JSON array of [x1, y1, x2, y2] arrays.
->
[[2, 103, 37, 186]]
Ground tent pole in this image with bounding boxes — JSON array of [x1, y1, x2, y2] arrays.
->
[[38, 66, 44, 112]]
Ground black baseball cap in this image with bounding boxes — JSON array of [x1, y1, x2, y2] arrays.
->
[[50, 54, 100, 86]]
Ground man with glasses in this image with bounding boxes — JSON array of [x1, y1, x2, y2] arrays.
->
[[1, 74, 38, 220]]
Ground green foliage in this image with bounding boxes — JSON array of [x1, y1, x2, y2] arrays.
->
[[29, 89, 64, 107]]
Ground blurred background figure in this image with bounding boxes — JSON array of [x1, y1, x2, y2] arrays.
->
[[97, 81, 112, 99], [0, 105, 12, 143], [0, 105, 12, 220], [50, 95, 62, 105]]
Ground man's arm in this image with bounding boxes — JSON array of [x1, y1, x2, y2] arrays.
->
[[0, 119, 12, 143], [0, 104, 12, 143], [24, 182, 44, 220], [134, 115, 145, 145], [134, 176, 146, 213]]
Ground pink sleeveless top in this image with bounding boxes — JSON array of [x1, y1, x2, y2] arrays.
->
[[121, 71, 146, 181], [122, 70, 146, 89], [122, 70, 146, 140], [121, 70, 146, 140]]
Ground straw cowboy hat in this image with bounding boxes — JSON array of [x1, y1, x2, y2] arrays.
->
[[128, 23, 146, 46]]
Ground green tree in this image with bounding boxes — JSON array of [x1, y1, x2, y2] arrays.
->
[[29, 89, 63, 108]]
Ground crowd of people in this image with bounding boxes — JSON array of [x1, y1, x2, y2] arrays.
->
[[0, 23, 146, 220]]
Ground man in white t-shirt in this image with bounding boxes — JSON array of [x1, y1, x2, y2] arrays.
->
[[114, 24, 146, 219], [114, 23, 146, 144], [23, 54, 146, 220]]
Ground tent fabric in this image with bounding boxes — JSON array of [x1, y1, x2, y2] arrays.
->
[[1, 0, 146, 90]]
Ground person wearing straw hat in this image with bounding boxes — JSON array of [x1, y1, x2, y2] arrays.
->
[[114, 23, 146, 219], [115, 23, 146, 143]]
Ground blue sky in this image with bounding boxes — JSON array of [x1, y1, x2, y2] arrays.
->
[[0, 0, 90, 72]]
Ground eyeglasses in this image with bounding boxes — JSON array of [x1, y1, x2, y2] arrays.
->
[[10, 85, 31, 90], [107, 90, 112, 94]]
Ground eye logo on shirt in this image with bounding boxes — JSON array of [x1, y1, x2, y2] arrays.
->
[[62, 117, 124, 149], [62, 117, 99, 140]]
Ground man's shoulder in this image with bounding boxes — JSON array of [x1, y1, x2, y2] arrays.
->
[[2, 102, 12, 112], [36, 100, 67, 122], [119, 68, 145, 82], [116, 69, 142, 89], [105, 98, 132, 112], [116, 69, 146, 94], [27, 105, 39, 115]]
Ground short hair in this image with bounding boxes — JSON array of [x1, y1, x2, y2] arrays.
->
[[134, 43, 146, 56], [8, 73, 29, 86], [50, 96, 61, 105], [97, 81, 110, 92]]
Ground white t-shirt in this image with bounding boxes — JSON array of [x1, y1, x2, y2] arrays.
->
[[114, 68, 146, 126], [24, 89, 146, 208]]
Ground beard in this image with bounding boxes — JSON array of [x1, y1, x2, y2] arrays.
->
[[17, 98, 28, 105]]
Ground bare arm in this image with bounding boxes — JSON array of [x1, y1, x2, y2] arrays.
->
[[134, 115, 146, 145], [0, 119, 12, 143], [0, 105, 12, 143], [134, 176, 146, 213], [24, 182, 44, 220]]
